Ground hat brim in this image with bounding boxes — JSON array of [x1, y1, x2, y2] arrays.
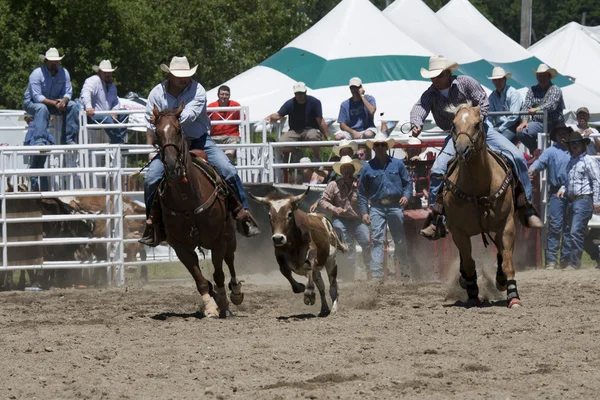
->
[[549, 126, 573, 142], [568, 137, 591, 146], [40, 55, 64, 61], [92, 65, 117, 73], [486, 72, 512, 80], [332, 160, 363, 176], [420, 62, 458, 79], [332, 142, 358, 156], [532, 68, 558, 79], [160, 64, 198, 77], [366, 138, 396, 149]]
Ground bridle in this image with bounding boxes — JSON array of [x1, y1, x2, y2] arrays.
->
[[154, 115, 188, 182], [450, 111, 485, 162]]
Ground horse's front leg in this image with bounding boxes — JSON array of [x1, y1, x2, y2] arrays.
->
[[497, 216, 520, 308], [210, 240, 229, 318], [452, 232, 480, 304], [173, 246, 219, 318]]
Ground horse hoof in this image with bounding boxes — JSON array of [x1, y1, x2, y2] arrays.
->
[[508, 298, 522, 308], [466, 297, 482, 307], [318, 310, 331, 318], [219, 310, 228, 319], [496, 282, 507, 292], [304, 291, 316, 306], [230, 292, 244, 306], [292, 283, 306, 294]]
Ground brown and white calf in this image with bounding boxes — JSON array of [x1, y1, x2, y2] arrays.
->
[[250, 188, 347, 317]]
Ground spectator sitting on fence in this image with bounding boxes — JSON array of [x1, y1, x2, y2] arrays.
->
[[23, 116, 53, 191], [297, 157, 328, 185], [334, 77, 377, 141], [485, 67, 522, 144], [208, 85, 241, 161], [80, 60, 126, 144], [24, 47, 80, 145], [516, 64, 565, 154], [528, 125, 572, 270], [569, 107, 600, 155], [266, 82, 329, 163], [557, 131, 600, 270], [317, 155, 371, 276]]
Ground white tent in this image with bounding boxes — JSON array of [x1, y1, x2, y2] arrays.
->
[[207, 0, 435, 124], [529, 22, 600, 96], [436, 0, 600, 120]]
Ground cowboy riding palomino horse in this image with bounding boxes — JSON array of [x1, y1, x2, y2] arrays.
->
[[442, 103, 526, 308], [151, 104, 243, 318]]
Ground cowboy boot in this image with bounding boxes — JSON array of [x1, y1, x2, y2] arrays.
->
[[139, 196, 165, 247], [224, 178, 260, 237]]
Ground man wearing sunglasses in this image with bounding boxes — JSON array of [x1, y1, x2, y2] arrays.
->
[[357, 132, 412, 281], [557, 132, 600, 269]]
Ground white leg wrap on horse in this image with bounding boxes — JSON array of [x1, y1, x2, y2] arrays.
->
[[331, 299, 338, 315], [202, 293, 219, 317]]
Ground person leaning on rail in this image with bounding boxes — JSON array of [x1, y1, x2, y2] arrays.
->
[[23, 47, 80, 145], [409, 55, 543, 240], [80, 59, 126, 144], [207, 85, 242, 161], [266, 82, 329, 163], [528, 125, 573, 270], [516, 63, 566, 155], [140, 56, 259, 246]]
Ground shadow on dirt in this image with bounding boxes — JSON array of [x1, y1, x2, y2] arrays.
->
[[151, 311, 205, 321], [275, 313, 317, 321], [443, 299, 508, 308]]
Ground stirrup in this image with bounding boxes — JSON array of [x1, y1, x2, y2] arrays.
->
[[420, 214, 446, 241]]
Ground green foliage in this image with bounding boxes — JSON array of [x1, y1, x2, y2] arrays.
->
[[1, 0, 597, 110]]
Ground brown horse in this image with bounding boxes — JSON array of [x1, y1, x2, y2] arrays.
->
[[151, 104, 243, 318], [444, 103, 521, 308]]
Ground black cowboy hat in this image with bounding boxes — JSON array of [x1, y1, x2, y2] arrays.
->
[[566, 131, 591, 146], [549, 124, 573, 142]]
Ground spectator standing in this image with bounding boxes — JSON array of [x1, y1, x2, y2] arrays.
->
[[208, 85, 241, 161]]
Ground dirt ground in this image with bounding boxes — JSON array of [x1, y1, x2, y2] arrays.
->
[[1, 266, 600, 400]]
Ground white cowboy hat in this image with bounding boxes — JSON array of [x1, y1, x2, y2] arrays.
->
[[160, 56, 198, 77], [39, 48, 64, 61], [366, 131, 395, 149], [420, 55, 459, 79], [332, 139, 358, 156], [487, 66, 512, 80], [92, 60, 117, 73], [332, 155, 363, 176], [532, 63, 558, 79]]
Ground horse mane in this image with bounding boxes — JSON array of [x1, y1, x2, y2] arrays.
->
[[445, 101, 473, 115], [157, 108, 180, 118]]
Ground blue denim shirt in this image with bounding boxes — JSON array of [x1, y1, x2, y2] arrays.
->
[[486, 85, 522, 133], [24, 65, 73, 104], [145, 80, 211, 139], [358, 156, 412, 215], [529, 143, 571, 189]]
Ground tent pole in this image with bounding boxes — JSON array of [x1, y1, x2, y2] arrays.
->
[[520, 0, 532, 48]]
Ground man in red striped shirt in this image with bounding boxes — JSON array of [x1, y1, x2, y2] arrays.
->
[[208, 85, 241, 161]]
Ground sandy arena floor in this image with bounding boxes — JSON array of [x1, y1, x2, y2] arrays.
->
[[1, 266, 600, 399]]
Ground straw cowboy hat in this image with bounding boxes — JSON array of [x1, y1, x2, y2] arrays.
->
[[92, 60, 117, 73], [532, 63, 558, 79], [332, 155, 363, 176], [487, 66, 512, 80], [332, 139, 358, 156], [39, 48, 64, 61], [160, 56, 198, 77], [366, 131, 395, 149], [420, 55, 459, 79], [566, 131, 591, 146], [549, 124, 573, 142]]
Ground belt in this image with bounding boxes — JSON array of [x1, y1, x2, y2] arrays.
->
[[372, 197, 400, 206], [568, 194, 592, 201]]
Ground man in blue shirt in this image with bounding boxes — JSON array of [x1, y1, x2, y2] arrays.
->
[[140, 56, 259, 246], [358, 132, 412, 280], [529, 125, 572, 269], [23, 48, 80, 144], [267, 82, 329, 162], [80, 60, 126, 144], [486, 67, 522, 143], [334, 77, 376, 141]]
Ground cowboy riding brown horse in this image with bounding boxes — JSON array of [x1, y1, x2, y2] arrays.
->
[[151, 104, 243, 318], [443, 103, 523, 308]]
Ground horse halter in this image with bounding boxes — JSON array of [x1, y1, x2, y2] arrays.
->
[[155, 116, 188, 182]]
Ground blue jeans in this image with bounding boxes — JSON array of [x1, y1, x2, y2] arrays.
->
[[332, 217, 371, 267], [518, 121, 559, 154], [89, 114, 126, 144], [563, 196, 594, 268], [29, 155, 49, 191], [546, 193, 569, 265], [144, 135, 248, 218], [429, 127, 533, 206], [24, 100, 80, 144], [370, 205, 409, 280]]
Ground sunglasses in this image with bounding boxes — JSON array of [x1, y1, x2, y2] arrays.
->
[[357, 152, 366, 157], [569, 140, 583, 145], [374, 143, 388, 148]]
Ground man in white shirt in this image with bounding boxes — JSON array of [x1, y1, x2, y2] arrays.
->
[[568, 107, 600, 155], [80, 60, 126, 144]]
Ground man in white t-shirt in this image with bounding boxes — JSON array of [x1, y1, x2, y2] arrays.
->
[[569, 107, 600, 155]]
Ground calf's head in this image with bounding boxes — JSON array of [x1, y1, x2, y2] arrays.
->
[[249, 187, 309, 246]]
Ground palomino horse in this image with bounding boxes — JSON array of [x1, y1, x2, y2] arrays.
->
[[151, 104, 243, 318], [443, 103, 521, 308]]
